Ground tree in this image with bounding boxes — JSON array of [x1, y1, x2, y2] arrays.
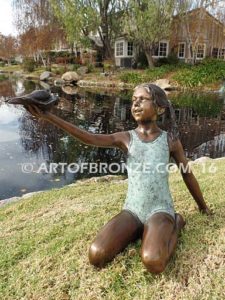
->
[[122, 0, 177, 68], [0, 34, 18, 64], [13, 0, 65, 66], [50, 0, 123, 59]]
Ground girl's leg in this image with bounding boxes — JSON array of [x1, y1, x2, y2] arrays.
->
[[89, 210, 143, 268], [141, 212, 185, 274]]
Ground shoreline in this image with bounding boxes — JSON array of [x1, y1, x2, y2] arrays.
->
[[1, 156, 224, 207], [0, 68, 224, 92]]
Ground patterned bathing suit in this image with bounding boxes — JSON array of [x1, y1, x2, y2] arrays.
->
[[123, 130, 175, 224]]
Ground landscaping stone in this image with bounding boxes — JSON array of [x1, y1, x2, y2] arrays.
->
[[40, 71, 51, 81], [62, 71, 80, 83], [13, 71, 23, 77], [54, 78, 65, 86], [153, 79, 172, 91], [62, 85, 79, 95], [39, 81, 51, 90]]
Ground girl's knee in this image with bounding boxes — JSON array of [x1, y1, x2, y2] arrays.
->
[[141, 251, 166, 274], [88, 243, 107, 268]]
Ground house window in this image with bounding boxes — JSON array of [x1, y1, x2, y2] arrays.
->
[[159, 42, 168, 57], [116, 42, 124, 57], [212, 48, 219, 58], [196, 44, 205, 59], [127, 42, 133, 56], [178, 43, 185, 58], [219, 49, 225, 59], [153, 41, 168, 57]]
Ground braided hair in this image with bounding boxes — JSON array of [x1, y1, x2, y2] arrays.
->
[[134, 83, 179, 140]]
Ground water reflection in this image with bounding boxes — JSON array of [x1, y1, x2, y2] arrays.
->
[[0, 77, 225, 200]]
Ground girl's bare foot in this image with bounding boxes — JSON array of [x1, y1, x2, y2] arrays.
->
[[175, 213, 186, 235]]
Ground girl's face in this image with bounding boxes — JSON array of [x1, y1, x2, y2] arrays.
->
[[131, 87, 157, 122]]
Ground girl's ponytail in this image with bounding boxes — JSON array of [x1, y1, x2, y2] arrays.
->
[[167, 100, 179, 141]]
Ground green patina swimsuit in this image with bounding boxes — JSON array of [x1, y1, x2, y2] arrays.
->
[[123, 129, 175, 224]]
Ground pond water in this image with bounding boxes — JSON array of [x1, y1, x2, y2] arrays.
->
[[0, 77, 225, 200]]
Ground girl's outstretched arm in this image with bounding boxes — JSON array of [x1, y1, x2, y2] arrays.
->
[[26, 105, 129, 152], [170, 138, 212, 215]]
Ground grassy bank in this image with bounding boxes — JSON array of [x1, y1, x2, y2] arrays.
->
[[0, 159, 225, 299], [119, 59, 225, 89]]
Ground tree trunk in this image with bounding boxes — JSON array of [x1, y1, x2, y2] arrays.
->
[[39, 51, 46, 67], [145, 50, 155, 68]]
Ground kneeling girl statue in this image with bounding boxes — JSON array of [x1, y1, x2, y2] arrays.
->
[[15, 84, 211, 274]]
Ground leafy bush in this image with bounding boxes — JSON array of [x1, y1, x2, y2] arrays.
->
[[54, 67, 65, 75], [173, 59, 225, 87], [23, 58, 36, 72], [87, 63, 94, 73]]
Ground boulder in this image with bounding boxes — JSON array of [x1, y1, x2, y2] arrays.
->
[[54, 78, 65, 86], [40, 71, 51, 81], [13, 71, 23, 77], [153, 79, 172, 91], [77, 66, 88, 76], [191, 156, 212, 164], [39, 81, 51, 90], [61, 71, 80, 83], [62, 85, 79, 95]]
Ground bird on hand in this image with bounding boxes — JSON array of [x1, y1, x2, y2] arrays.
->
[[7, 90, 59, 110]]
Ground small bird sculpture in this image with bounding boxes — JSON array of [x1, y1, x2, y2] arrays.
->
[[7, 90, 59, 110]]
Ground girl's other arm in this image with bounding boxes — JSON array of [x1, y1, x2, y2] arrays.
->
[[170, 138, 212, 215]]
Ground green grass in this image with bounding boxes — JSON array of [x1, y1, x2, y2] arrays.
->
[[0, 65, 22, 72], [0, 160, 225, 299], [119, 65, 178, 85]]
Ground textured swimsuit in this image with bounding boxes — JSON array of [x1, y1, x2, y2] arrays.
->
[[123, 130, 175, 224]]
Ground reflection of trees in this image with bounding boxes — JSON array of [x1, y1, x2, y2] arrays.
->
[[168, 92, 224, 155], [171, 92, 223, 117], [0, 80, 14, 98], [18, 91, 130, 177], [17, 86, 225, 175]]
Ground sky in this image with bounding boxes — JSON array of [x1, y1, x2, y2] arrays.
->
[[0, 0, 17, 36]]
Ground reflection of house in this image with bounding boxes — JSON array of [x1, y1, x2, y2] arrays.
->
[[114, 8, 225, 66]]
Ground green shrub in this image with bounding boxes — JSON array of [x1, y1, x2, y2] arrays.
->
[[172, 59, 225, 87], [54, 66, 65, 75], [87, 63, 94, 73], [23, 58, 36, 72]]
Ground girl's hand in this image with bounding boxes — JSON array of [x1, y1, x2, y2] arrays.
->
[[199, 206, 213, 216], [25, 105, 50, 120]]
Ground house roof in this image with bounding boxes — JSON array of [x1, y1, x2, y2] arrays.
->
[[174, 7, 225, 28]]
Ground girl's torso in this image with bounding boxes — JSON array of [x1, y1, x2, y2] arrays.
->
[[123, 129, 175, 224]]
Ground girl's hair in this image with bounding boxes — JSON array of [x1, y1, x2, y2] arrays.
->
[[134, 83, 179, 140]]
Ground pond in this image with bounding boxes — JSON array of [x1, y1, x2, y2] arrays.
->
[[0, 77, 225, 200]]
